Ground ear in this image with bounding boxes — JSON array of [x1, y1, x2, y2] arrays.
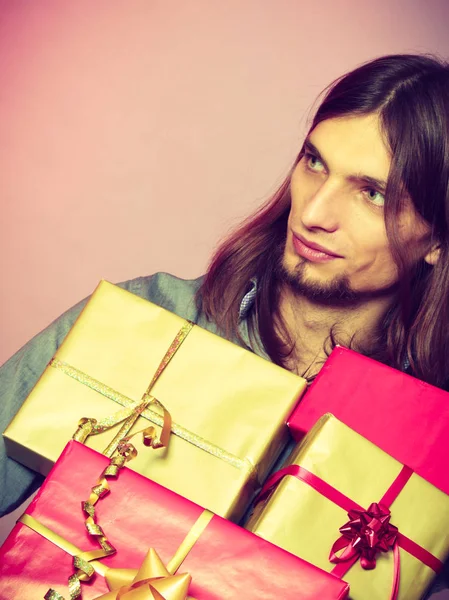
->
[[424, 244, 441, 266]]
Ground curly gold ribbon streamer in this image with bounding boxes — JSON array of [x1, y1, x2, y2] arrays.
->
[[19, 514, 108, 577], [71, 396, 172, 459], [108, 397, 172, 456], [44, 443, 136, 600], [19, 509, 213, 599]]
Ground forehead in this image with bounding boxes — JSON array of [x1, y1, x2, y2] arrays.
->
[[308, 114, 391, 182]]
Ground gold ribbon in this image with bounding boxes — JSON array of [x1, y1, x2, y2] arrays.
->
[[72, 397, 172, 459], [44, 443, 138, 600], [94, 548, 191, 600], [102, 318, 193, 457], [52, 321, 255, 477], [69, 321, 194, 458], [19, 509, 213, 600]]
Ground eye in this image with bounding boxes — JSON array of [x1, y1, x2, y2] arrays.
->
[[363, 188, 385, 206], [304, 152, 325, 173]]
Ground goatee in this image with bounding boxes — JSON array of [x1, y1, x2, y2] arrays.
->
[[276, 252, 396, 307]]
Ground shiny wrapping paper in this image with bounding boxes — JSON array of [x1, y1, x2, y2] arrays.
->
[[246, 415, 449, 600], [3, 280, 306, 522], [0, 441, 350, 600], [287, 345, 449, 495]]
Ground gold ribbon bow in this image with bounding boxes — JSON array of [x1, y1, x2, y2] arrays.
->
[[68, 320, 193, 459], [72, 397, 172, 459], [28, 502, 213, 600], [93, 549, 191, 600]]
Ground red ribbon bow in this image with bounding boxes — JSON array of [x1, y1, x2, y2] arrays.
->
[[257, 464, 443, 600], [330, 502, 398, 570]]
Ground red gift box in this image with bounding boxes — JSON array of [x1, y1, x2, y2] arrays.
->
[[287, 346, 449, 495], [0, 441, 349, 600]]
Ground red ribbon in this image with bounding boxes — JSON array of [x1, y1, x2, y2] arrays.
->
[[258, 464, 442, 600], [329, 502, 398, 570]]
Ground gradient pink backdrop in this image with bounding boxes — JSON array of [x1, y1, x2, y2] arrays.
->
[[1, 0, 449, 542]]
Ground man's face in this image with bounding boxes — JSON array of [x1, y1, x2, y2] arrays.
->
[[282, 113, 432, 302]]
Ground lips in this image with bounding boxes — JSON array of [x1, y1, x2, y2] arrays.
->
[[292, 233, 343, 262], [296, 234, 342, 257]]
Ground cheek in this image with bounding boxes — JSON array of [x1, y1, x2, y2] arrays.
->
[[352, 222, 393, 268], [289, 170, 303, 206], [349, 233, 399, 288], [374, 247, 398, 274], [290, 169, 318, 213], [364, 238, 399, 282]]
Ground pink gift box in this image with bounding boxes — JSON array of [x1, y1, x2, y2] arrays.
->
[[287, 346, 449, 494], [0, 441, 349, 600]]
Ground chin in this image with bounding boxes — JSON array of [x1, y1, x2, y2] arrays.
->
[[280, 259, 399, 304], [283, 254, 339, 279], [278, 259, 359, 304]]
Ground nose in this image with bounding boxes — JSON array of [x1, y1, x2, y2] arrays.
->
[[300, 180, 340, 233]]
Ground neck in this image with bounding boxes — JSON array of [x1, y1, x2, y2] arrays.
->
[[277, 287, 393, 378]]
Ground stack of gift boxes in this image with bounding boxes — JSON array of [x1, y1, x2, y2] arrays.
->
[[1, 281, 449, 599]]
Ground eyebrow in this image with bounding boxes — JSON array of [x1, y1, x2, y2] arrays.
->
[[303, 138, 388, 194]]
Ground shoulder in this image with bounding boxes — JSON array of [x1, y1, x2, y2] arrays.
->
[[121, 272, 204, 321], [0, 272, 207, 409], [2, 272, 205, 378], [0, 272, 204, 410]]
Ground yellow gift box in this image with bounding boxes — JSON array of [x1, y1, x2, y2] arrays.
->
[[4, 281, 306, 522], [245, 414, 449, 600]]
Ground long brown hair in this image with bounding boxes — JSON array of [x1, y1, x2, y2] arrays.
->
[[199, 54, 449, 388]]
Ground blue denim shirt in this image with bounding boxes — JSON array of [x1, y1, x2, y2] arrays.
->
[[0, 273, 447, 598]]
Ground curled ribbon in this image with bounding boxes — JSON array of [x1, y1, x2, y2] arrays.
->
[[68, 320, 193, 458], [72, 393, 172, 458], [38, 481, 213, 600], [20, 507, 212, 600], [94, 548, 191, 600], [45, 441, 137, 600]]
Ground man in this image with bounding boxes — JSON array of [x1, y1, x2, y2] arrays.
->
[[199, 53, 449, 389], [1, 54, 449, 597]]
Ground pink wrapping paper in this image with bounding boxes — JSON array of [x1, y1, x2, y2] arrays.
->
[[0, 441, 349, 600], [287, 346, 449, 495]]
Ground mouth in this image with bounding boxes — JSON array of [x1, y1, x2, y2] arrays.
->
[[292, 233, 343, 262]]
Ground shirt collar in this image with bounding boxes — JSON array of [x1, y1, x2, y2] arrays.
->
[[237, 279, 270, 359], [238, 278, 257, 320]]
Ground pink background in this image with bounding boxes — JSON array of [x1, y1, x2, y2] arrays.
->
[[1, 0, 449, 544]]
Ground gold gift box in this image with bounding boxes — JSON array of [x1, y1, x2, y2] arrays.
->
[[246, 414, 449, 599], [4, 281, 306, 522]]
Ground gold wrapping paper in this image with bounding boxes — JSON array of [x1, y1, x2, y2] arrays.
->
[[4, 280, 306, 522], [245, 414, 449, 600]]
